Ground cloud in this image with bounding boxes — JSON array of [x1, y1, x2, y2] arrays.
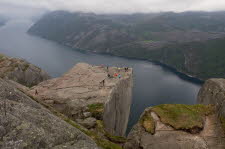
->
[[0, 0, 225, 16]]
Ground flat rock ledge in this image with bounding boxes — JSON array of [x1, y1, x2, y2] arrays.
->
[[124, 104, 225, 149], [29, 63, 133, 137]]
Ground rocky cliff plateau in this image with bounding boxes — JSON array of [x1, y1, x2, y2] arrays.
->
[[28, 63, 133, 137]]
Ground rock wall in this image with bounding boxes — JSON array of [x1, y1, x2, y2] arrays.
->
[[29, 63, 133, 137], [103, 71, 133, 136], [197, 79, 225, 118], [0, 54, 50, 87], [0, 78, 99, 149]]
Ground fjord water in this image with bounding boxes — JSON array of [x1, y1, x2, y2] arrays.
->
[[0, 20, 201, 133]]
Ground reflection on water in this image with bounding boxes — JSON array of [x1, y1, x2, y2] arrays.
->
[[0, 20, 202, 133]]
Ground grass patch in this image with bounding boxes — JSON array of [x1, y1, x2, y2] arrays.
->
[[105, 132, 127, 144], [88, 103, 104, 120], [151, 104, 214, 131], [140, 110, 155, 134], [96, 120, 127, 144]]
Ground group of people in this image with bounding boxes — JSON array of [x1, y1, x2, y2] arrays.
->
[[100, 65, 130, 87]]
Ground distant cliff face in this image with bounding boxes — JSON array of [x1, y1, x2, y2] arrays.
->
[[125, 104, 225, 149], [0, 54, 50, 87], [29, 11, 225, 80], [0, 78, 100, 149]]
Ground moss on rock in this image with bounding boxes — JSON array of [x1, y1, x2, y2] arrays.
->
[[151, 104, 214, 132], [88, 103, 104, 120], [140, 110, 155, 134]]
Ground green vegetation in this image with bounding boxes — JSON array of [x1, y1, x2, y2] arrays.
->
[[151, 104, 214, 131], [96, 120, 127, 144], [88, 103, 104, 120], [105, 132, 127, 144], [139, 110, 155, 134]]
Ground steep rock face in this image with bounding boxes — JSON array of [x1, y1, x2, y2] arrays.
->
[[29, 63, 133, 136], [197, 79, 225, 118], [0, 54, 50, 87], [0, 78, 99, 149], [125, 104, 225, 149]]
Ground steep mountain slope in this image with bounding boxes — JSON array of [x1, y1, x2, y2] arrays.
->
[[28, 11, 137, 52], [28, 11, 225, 80]]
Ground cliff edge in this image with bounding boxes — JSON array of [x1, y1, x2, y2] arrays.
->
[[29, 63, 133, 137]]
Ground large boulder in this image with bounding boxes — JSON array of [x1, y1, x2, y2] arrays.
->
[[125, 104, 225, 149], [0, 78, 99, 149], [0, 54, 50, 87]]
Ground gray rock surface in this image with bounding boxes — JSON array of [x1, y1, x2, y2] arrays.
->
[[125, 107, 225, 149], [197, 79, 225, 118], [0, 54, 50, 87], [29, 63, 133, 136], [77, 117, 97, 129], [0, 78, 99, 149]]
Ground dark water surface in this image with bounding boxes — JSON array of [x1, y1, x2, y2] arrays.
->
[[0, 20, 202, 133]]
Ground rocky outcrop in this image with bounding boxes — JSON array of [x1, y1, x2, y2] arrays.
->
[[197, 79, 225, 118], [0, 54, 50, 87], [29, 63, 133, 137], [0, 78, 99, 149], [125, 104, 225, 149]]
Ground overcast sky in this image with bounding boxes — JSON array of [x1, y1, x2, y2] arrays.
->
[[1, 0, 225, 18]]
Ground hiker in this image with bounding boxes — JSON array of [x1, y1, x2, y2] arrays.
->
[[114, 73, 118, 77], [100, 79, 105, 87], [103, 79, 105, 86], [118, 74, 121, 79], [35, 89, 38, 95], [108, 74, 111, 78]]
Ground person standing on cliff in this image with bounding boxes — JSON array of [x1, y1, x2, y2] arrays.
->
[[100, 79, 105, 87], [35, 89, 38, 95]]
